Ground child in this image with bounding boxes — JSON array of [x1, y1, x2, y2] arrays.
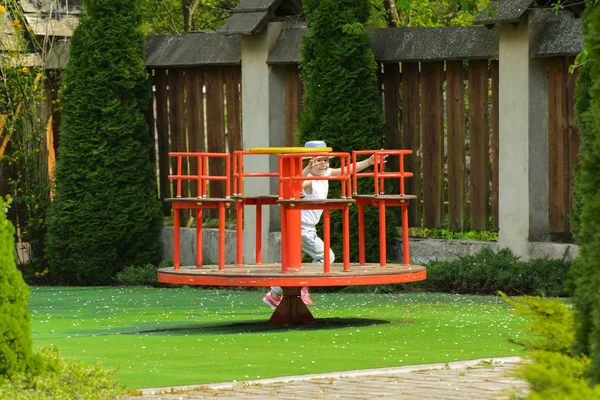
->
[[263, 141, 379, 308]]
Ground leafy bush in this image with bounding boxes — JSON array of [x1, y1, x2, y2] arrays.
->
[[500, 293, 600, 399], [0, 347, 127, 400], [569, 1, 600, 384], [0, 199, 42, 381], [115, 263, 159, 286], [115, 260, 173, 286], [412, 247, 571, 296], [45, 0, 163, 285]]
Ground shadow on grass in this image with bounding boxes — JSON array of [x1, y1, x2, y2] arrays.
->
[[72, 318, 392, 337]]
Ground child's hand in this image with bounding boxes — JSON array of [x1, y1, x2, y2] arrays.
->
[[368, 151, 388, 167]]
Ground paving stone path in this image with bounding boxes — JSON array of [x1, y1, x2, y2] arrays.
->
[[122, 356, 529, 399]]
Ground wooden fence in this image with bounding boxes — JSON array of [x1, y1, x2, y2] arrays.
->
[[150, 57, 578, 235], [149, 66, 242, 217], [280, 58, 579, 234]]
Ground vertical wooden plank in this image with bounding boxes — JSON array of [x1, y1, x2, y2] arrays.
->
[[285, 65, 303, 146], [567, 57, 580, 225], [490, 60, 500, 232], [548, 58, 569, 234], [467, 60, 490, 231], [154, 69, 171, 215], [401, 62, 421, 227], [144, 86, 156, 168], [383, 62, 402, 225], [420, 62, 444, 228], [186, 67, 205, 197], [168, 68, 188, 196], [205, 66, 226, 210], [445, 61, 466, 230], [225, 66, 242, 153]]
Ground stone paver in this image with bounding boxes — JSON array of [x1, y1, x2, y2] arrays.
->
[[122, 357, 529, 399]]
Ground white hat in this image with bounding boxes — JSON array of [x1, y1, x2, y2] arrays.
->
[[304, 140, 327, 148], [303, 140, 334, 160]]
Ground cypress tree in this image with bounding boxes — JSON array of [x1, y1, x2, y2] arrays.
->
[[298, 0, 395, 262], [570, 1, 600, 384], [0, 200, 41, 380], [45, 0, 163, 285]]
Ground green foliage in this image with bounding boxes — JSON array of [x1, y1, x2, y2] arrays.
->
[[45, 0, 163, 285], [115, 263, 159, 286], [371, 0, 490, 27], [115, 260, 173, 286], [500, 293, 574, 353], [500, 294, 600, 399], [417, 247, 571, 296], [571, 3, 596, 242], [299, 0, 395, 263], [141, 0, 241, 34], [570, 0, 600, 384], [0, 347, 127, 399], [0, 0, 59, 273], [408, 227, 498, 241], [0, 199, 41, 382]]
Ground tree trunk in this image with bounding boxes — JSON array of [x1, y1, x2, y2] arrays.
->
[[382, 0, 400, 27], [182, 0, 197, 32]]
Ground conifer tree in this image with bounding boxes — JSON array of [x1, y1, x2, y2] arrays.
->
[[0, 200, 41, 380], [298, 0, 394, 262], [45, 0, 163, 285], [570, 1, 600, 384]]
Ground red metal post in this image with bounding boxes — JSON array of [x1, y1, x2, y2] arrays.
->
[[256, 202, 263, 264], [218, 202, 225, 270], [402, 203, 410, 265], [198, 155, 204, 197], [176, 156, 182, 197], [280, 204, 288, 272], [280, 156, 303, 269], [196, 207, 203, 268], [323, 209, 331, 273], [379, 200, 387, 267], [358, 203, 366, 265], [236, 200, 243, 266], [173, 206, 180, 269], [352, 152, 358, 195], [343, 203, 350, 271]]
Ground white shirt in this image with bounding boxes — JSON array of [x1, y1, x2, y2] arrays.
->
[[301, 169, 331, 230]]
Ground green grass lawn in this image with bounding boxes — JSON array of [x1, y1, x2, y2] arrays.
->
[[29, 286, 527, 390]]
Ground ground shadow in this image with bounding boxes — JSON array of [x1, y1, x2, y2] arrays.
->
[[109, 317, 393, 336]]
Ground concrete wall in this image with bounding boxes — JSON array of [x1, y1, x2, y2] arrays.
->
[[161, 227, 578, 266], [240, 22, 285, 264]]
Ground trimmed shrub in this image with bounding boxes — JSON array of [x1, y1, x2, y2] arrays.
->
[[570, 1, 600, 384], [0, 199, 41, 381], [501, 293, 600, 399], [0, 346, 127, 399], [115, 260, 173, 286], [298, 0, 395, 263], [45, 0, 163, 285], [412, 247, 570, 296]]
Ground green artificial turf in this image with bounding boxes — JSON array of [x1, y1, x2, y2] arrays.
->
[[29, 286, 527, 390]]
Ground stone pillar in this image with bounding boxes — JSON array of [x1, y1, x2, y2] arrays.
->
[[241, 22, 284, 263], [497, 11, 550, 258]]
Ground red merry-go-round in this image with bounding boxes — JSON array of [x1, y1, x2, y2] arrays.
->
[[158, 146, 426, 324]]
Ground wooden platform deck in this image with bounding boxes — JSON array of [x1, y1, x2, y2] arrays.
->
[[158, 263, 426, 287]]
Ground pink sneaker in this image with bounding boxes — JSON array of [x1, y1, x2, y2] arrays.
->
[[263, 292, 282, 309], [301, 287, 314, 305]]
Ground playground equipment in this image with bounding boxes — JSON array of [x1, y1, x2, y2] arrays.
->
[[158, 147, 426, 324]]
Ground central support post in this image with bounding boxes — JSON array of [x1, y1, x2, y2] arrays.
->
[[268, 287, 316, 325]]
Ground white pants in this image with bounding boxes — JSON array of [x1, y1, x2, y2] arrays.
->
[[301, 228, 335, 264], [270, 229, 335, 296]]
